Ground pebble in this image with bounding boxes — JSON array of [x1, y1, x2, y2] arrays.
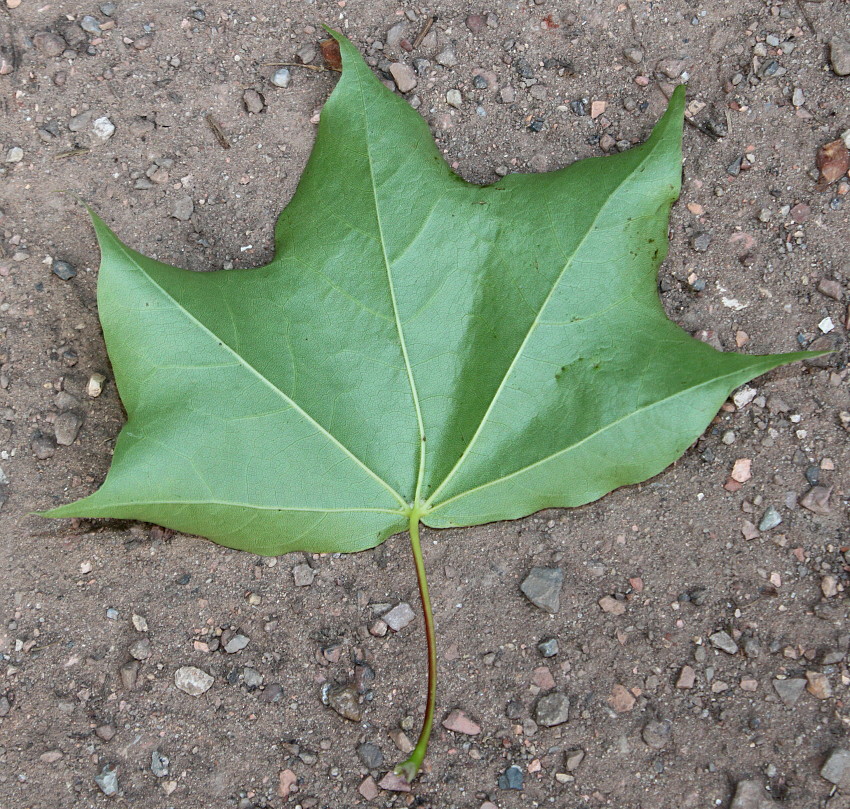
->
[[436, 46, 458, 67], [609, 684, 635, 712], [52, 259, 77, 280], [821, 749, 850, 787], [326, 684, 361, 721], [277, 769, 297, 799], [730, 780, 775, 809], [129, 637, 152, 660], [100, 2, 116, 15], [623, 46, 644, 64], [358, 776, 380, 800], [386, 22, 406, 49], [389, 63, 416, 94], [243, 667, 263, 689], [120, 660, 139, 690], [817, 278, 843, 300], [356, 742, 384, 769], [87, 373, 106, 397], [54, 411, 83, 445], [691, 232, 712, 252], [5, 146, 23, 163], [498, 764, 524, 790], [772, 677, 806, 707], [33, 31, 67, 57], [676, 665, 696, 689], [830, 38, 850, 76], [261, 683, 283, 703], [709, 631, 739, 655], [80, 15, 102, 34], [641, 719, 672, 750], [95, 724, 115, 741], [270, 68, 291, 88], [243, 88, 265, 114], [0, 696, 10, 717], [224, 633, 249, 653], [799, 486, 831, 515], [94, 765, 119, 796], [465, 14, 487, 34], [292, 562, 316, 586], [821, 575, 839, 598], [40, 749, 63, 763], [446, 89, 463, 108], [378, 772, 411, 792], [92, 116, 115, 142], [806, 670, 832, 699], [31, 432, 57, 460], [534, 692, 570, 727], [598, 595, 626, 615], [297, 44, 317, 64], [792, 87, 805, 107], [537, 637, 559, 657], [150, 750, 169, 777], [131, 614, 148, 632], [442, 709, 481, 735], [174, 665, 214, 696], [565, 748, 585, 770], [171, 196, 194, 222], [758, 507, 782, 531], [383, 602, 415, 631], [520, 567, 563, 613]]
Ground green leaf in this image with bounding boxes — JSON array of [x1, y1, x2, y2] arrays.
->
[[45, 31, 813, 551]]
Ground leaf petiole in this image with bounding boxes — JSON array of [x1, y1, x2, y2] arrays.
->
[[395, 506, 437, 782]]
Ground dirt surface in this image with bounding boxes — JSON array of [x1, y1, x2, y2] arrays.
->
[[1, 1, 849, 807]]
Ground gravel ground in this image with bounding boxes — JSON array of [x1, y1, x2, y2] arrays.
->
[[1, 1, 849, 807]]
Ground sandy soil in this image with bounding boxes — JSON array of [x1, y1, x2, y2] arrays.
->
[[1, 1, 849, 807]]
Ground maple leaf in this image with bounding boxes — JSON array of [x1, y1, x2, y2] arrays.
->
[[45, 30, 814, 779]]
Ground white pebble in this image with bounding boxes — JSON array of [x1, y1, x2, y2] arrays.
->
[[92, 116, 115, 142]]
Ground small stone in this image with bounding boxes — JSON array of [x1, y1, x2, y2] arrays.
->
[[171, 196, 194, 222], [54, 411, 83, 446], [129, 637, 152, 660], [565, 748, 585, 770], [94, 765, 119, 796], [609, 684, 635, 712], [385, 22, 406, 49], [262, 683, 283, 703], [691, 232, 712, 252], [436, 46, 458, 67], [500, 86, 516, 104], [520, 567, 563, 613], [532, 665, 556, 690], [357, 742, 384, 769], [378, 772, 411, 792], [730, 458, 752, 483], [100, 2, 116, 15], [297, 44, 317, 64], [52, 259, 77, 280], [821, 749, 850, 787], [656, 58, 686, 78], [389, 728, 413, 753], [40, 749, 64, 763], [791, 87, 805, 107], [709, 630, 739, 655], [830, 38, 850, 77], [326, 684, 361, 721], [131, 614, 148, 632], [537, 637, 559, 657], [642, 719, 672, 750], [442, 709, 481, 735], [446, 89, 463, 108], [789, 202, 810, 223], [598, 595, 626, 615], [87, 373, 106, 397], [741, 520, 759, 540], [292, 563, 316, 586], [92, 116, 115, 142], [95, 724, 115, 741], [383, 602, 415, 631], [389, 63, 416, 93], [817, 278, 843, 300], [465, 14, 487, 34], [80, 15, 102, 34], [243, 89, 265, 114], [758, 507, 782, 531], [535, 692, 570, 727], [733, 386, 757, 409], [772, 677, 806, 707], [799, 486, 831, 515], [806, 670, 832, 699], [743, 638, 761, 660], [676, 665, 696, 689], [623, 47, 644, 64], [243, 667, 263, 689], [730, 780, 775, 809], [32, 432, 57, 460], [0, 696, 9, 717], [270, 68, 291, 88], [174, 666, 214, 696], [358, 776, 380, 800], [821, 575, 839, 598], [150, 750, 169, 777], [224, 633, 249, 653], [120, 660, 140, 690], [5, 146, 23, 163], [33, 31, 67, 57], [498, 764, 523, 790], [273, 768, 296, 798]]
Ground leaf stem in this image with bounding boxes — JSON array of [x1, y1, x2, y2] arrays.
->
[[395, 507, 437, 782]]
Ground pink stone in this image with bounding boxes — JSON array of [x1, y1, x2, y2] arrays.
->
[[442, 708, 481, 735]]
